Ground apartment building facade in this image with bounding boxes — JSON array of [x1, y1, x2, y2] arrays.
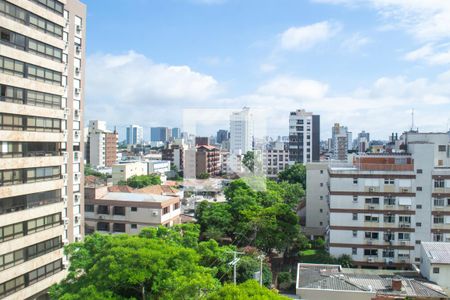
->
[[331, 123, 350, 161], [305, 162, 329, 233], [196, 145, 220, 177], [327, 132, 450, 268], [288, 109, 320, 164], [230, 107, 253, 155], [126, 124, 143, 145], [262, 141, 289, 178], [0, 0, 86, 298], [86, 120, 117, 168], [84, 186, 181, 235]]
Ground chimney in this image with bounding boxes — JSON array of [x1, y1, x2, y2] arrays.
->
[[391, 277, 402, 291]]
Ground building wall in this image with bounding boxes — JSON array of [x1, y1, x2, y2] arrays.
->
[[0, 0, 85, 298], [305, 162, 329, 229], [288, 110, 320, 164], [112, 162, 147, 184]]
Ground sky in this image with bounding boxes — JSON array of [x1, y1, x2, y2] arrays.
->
[[83, 0, 450, 141]]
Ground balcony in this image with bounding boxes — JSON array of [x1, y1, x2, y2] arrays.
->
[[0, 155, 63, 170]]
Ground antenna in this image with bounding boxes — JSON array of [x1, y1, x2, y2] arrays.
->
[[410, 109, 414, 132]]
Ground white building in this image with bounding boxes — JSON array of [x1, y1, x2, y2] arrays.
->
[[263, 141, 289, 178], [87, 120, 117, 168], [183, 148, 197, 179], [288, 110, 320, 164], [146, 160, 170, 175], [326, 132, 450, 268], [420, 242, 450, 292], [126, 124, 143, 145], [305, 162, 329, 235], [230, 107, 253, 155]]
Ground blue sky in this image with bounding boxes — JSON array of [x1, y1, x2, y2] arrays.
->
[[83, 0, 450, 140]]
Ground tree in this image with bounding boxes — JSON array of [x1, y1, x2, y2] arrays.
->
[[242, 151, 255, 172], [126, 174, 161, 188], [206, 280, 289, 300], [50, 232, 219, 300], [84, 164, 108, 180], [195, 201, 233, 240], [278, 163, 306, 189], [197, 172, 211, 179]]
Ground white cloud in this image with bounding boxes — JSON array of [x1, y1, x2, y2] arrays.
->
[[404, 44, 450, 65], [259, 63, 277, 73], [257, 76, 329, 99], [341, 33, 372, 52], [279, 21, 341, 51]]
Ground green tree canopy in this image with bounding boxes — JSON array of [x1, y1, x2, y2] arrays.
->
[[206, 280, 289, 300], [126, 174, 161, 188], [278, 163, 306, 188]]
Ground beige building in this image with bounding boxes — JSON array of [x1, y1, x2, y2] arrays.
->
[[112, 161, 147, 184], [305, 162, 329, 236], [0, 0, 86, 298], [84, 186, 181, 234]]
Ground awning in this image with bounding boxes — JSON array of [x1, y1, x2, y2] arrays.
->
[[398, 197, 412, 206]]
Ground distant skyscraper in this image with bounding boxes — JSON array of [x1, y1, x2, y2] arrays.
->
[[288, 110, 320, 164], [126, 125, 144, 145], [216, 129, 230, 144], [331, 123, 349, 160], [151, 127, 170, 142], [230, 107, 253, 154], [172, 127, 181, 139]]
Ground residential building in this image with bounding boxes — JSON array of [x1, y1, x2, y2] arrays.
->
[[86, 120, 117, 167], [84, 187, 181, 235], [150, 127, 170, 143], [262, 141, 289, 178], [146, 160, 170, 176], [196, 145, 220, 177], [288, 109, 320, 164], [126, 124, 143, 145], [112, 161, 147, 184], [162, 143, 185, 171], [421, 242, 450, 292], [305, 162, 329, 235], [183, 148, 196, 179], [195, 136, 209, 146], [296, 263, 448, 300], [216, 129, 229, 144], [327, 131, 450, 269], [332, 123, 349, 161], [0, 0, 86, 298], [171, 127, 180, 139], [230, 107, 253, 155]]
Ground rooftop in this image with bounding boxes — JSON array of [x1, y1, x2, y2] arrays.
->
[[99, 192, 175, 203], [297, 263, 448, 299], [422, 242, 450, 265]]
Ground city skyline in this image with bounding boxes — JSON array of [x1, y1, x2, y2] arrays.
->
[[83, 0, 450, 139]]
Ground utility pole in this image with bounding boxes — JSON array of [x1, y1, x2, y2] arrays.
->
[[258, 254, 265, 286], [228, 251, 243, 285]]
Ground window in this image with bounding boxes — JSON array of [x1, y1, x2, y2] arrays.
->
[[353, 178, 358, 184], [438, 145, 446, 152], [0, 213, 60, 243], [416, 222, 421, 227], [398, 232, 410, 241], [415, 240, 421, 245], [112, 223, 125, 233], [113, 206, 125, 216], [84, 204, 94, 212], [384, 197, 396, 205], [365, 197, 380, 204], [30, 0, 64, 15], [0, 56, 24, 77], [433, 267, 440, 274], [416, 186, 422, 191], [434, 198, 445, 207], [399, 216, 411, 224], [0, 189, 61, 215], [174, 202, 180, 210], [353, 196, 358, 202], [384, 179, 395, 185], [352, 230, 357, 237], [319, 209, 323, 213], [131, 224, 137, 229], [320, 170, 324, 174], [27, 259, 62, 286], [97, 205, 109, 214], [352, 213, 358, 220], [364, 232, 379, 240], [131, 207, 137, 212], [416, 204, 422, 209], [0, 113, 61, 132], [97, 222, 109, 231], [352, 248, 357, 255], [417, 169, 423, 174], [364, 215, 379, 222], [382, 250, 394, 258], [27, 213, 61, 234], [434, 179, 445, 188], [384, 232, 395, 241], [163, 206, 170, 215], [363, 249, 378, 256], [433, 216, 444, 224]]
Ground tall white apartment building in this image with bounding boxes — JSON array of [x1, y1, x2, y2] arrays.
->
[[0, 0, 86, 298], [86, 120, 117, 168], [327, 132, 450, 268], [288, 109, 320, 164], [229, 107, 253, 155], [262, 141, 289, 178], [331, 123, 349, 161], [126, 124, 143, 145]]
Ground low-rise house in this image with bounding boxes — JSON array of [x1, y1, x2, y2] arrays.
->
[[296, 263, 448, 300], [421, 242, 450, 293], [84, 186, 181, 235]]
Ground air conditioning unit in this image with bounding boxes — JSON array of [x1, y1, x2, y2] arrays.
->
[[74, 130, 80, 138], [76, 25, 82, 32], [64, 107, 70, 115], [385, 258, 393, 264], [75, 67, 80, 75], [401, 188, 409, 192], [62, 174, 68, 181], [405, 205, 411, 210], [367, 240, 373, 245], [368, 257, 375, 263], [74, 109, 80, 118], [74, 194, 80, 203], [62, 196, 68, 203], [400, 224, 410, 228], [152, 211, 159, 216], [75, 88, 81, 95], [63, 218, 69, 225]]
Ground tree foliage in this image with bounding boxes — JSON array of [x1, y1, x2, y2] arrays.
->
[[197, 172, 211, 179], [126, 174, 161, 188], [278, 163, 306, 189]]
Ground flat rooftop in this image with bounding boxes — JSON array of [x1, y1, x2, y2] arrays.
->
[[99, 192, 175, 203]]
